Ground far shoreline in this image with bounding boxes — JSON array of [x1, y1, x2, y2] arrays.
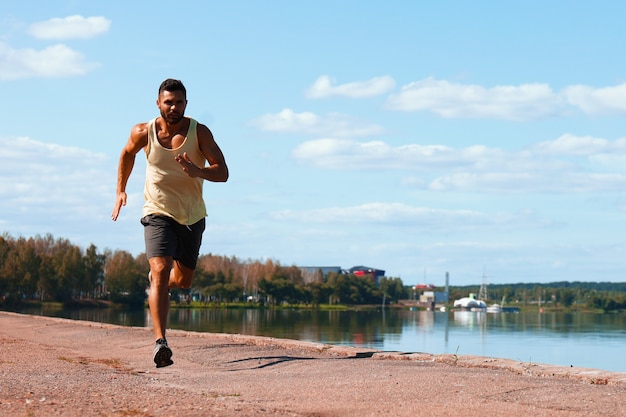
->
[[4, 298, 615, 315]]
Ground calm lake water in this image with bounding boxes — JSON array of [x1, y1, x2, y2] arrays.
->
[[14, 306, 626, 373]]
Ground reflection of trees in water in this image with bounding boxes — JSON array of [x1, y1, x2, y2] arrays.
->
[[19, 306, 626, 350], [164, 308, 406, 347]]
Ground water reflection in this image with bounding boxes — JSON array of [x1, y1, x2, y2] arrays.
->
[[13, 306, 626, 372]]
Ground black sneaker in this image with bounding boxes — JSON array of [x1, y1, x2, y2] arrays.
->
[[153, 338, 173, 368]]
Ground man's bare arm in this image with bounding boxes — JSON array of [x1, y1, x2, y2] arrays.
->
[[174, 123, 229, 182], [111, 124, 149, 221]]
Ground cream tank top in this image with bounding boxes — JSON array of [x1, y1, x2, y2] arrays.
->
[[142, 117, 207, 225]]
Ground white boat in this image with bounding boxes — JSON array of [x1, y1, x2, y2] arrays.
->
[[486, 303, 502, 313], [486, 297, 517, 313], [453, 293, 486, 310]]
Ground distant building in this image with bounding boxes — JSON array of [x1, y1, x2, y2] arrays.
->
[[299, 265, 386, 285], [299, 266, 342, 282], [347, 266, 385, 285], [419, 291, 449, 304]]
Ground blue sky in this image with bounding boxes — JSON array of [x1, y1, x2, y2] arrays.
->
[[2, 1, 626, 286]]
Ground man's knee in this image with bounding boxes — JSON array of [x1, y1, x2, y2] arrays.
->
[[178, 273, 193, 288], [172, 260, 194, 289], [149, 258, 173, 284]]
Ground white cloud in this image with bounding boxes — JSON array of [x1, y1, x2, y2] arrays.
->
[[385, 77, 563, 121], [270, 202, 545, 232], [0, 136, 111, 219], [292, 135, 626, 193], [589, 153, 626, 170], [249, 108, 384, 138], [563, 83, 626, 115], [531, 134, 615, 156], [0, 135, 146, 250], [0, 137, 110, 203], [382, 78, 626, 119], [28, 15, 111, 40], [428, 172, 626, 193], [292, 138, 537, 172], [305, 75, 396, 98], [272, 203, 476, 224], [293, 138, 466, 169], [0, 42, 98, 79]]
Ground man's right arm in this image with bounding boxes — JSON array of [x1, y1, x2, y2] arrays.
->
[[111, 123, 148, 221]]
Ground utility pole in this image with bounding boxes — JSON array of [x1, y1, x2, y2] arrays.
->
[[478, 267, 488, 301]]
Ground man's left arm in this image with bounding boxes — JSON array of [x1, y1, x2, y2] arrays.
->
[[175, 123, 229, 182]]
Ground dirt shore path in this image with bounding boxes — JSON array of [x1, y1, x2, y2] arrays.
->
[[1, 311, 625, 416]]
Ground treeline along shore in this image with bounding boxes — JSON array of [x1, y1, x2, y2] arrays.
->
[[1, 232, 625, 312]]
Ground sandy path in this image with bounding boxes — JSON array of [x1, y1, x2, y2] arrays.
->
[[1, 311, 625, 416]]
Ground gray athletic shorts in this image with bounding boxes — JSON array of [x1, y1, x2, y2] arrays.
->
[[141, 214, 206, 270]]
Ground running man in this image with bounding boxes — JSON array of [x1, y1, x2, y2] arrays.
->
[[112, 78, 229, 367]]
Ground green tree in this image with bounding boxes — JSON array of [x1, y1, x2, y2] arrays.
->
[[82, 244, 105, 298], [0, 237, 41, 301], [37, 255, 57, 301], [559, 288, 576, 308], [306, 281, 332, 306], [258, 276, 295, 305], [326, 273, 378, 305], [379, 277, 405, 303], [0, 235, 11, 298], [104, 250, 147, 306], [56, 245, 85, 301], [0, 245, 21, 301]]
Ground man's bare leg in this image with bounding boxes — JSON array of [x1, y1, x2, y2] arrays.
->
[[148, 256, 173, 341], [148, 257, 195, 368], [148, 258, 194, 338], [169, 260, 194, 289]]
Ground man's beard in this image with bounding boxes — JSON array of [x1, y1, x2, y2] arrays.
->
[[161, 110, 184, 124]]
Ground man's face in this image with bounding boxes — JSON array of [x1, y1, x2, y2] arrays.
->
[[157, 90, 187, 124]]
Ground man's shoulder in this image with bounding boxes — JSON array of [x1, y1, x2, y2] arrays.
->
[[129, 121, 153, 145], [192, 119, 213, 136], [132, 119, 155, 134]]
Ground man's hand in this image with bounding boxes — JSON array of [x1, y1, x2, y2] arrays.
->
[[175, 152, 200, 177], [111, 192, 127, 221]]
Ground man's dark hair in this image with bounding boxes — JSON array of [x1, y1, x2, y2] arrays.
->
[[159, 78, 186, 97]]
